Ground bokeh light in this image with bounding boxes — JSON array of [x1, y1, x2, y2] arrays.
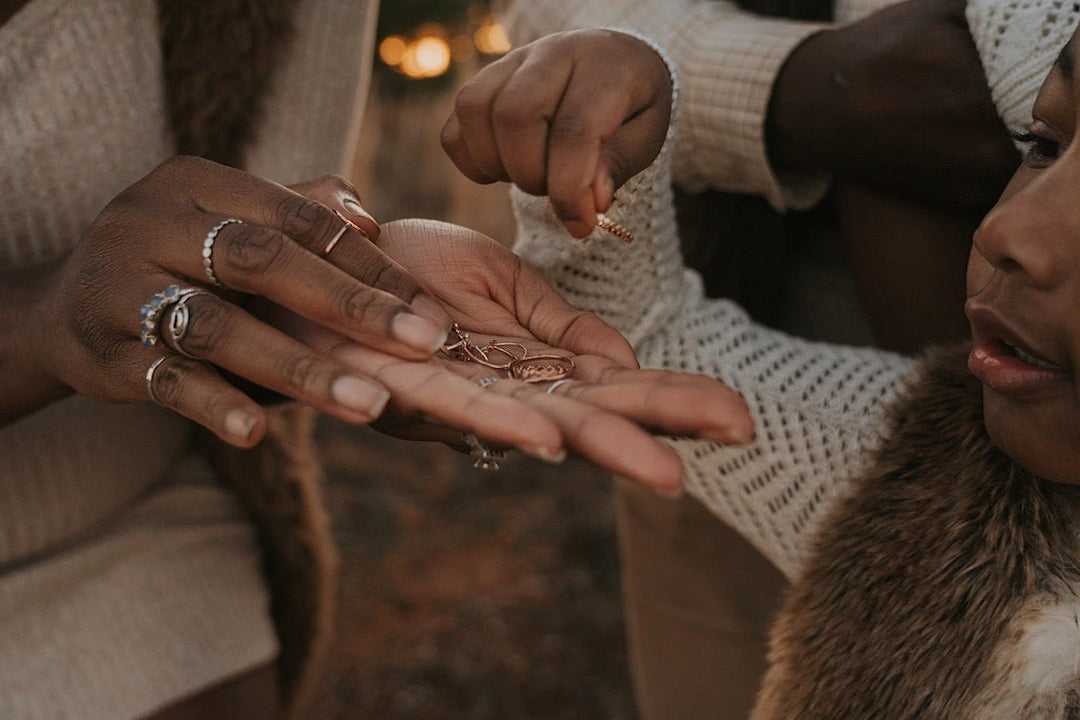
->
[[474, 18, 511, 55], [378, 35, 408, 67], [400, 35, 453, 79]]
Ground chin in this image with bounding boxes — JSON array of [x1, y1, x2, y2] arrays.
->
[[983, 390, 1080, 485]]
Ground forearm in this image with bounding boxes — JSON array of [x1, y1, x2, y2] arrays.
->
[[0, 260, 73, 425], [766, 0, 1018, 210]]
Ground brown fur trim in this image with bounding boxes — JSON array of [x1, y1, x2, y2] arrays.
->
[[157, 0, 299, 166], [754, 344, 1080, 719], [205, 404, 338, 720]]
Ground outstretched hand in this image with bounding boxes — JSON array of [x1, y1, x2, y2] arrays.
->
[[441, 29, 672, 238], [290, 219, 753, 494]]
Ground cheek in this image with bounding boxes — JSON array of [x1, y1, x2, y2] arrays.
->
[[966, 247, 994, 297]]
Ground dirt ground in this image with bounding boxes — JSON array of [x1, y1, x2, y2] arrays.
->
[[305, 418, 638, 720]]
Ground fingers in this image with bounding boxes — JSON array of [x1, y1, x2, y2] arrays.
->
[[551, 364, 755, 445], [479, 376, 685, 495], [330, 342, 567, 461], [442, 51, 526, 185], [156, 213, 449, 359], [443, 30, 673, 238], [153, 292, 392, 426], [143, 353, 268, 447]]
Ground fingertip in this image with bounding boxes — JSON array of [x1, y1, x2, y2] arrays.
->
[[223, 407, 265, 447]]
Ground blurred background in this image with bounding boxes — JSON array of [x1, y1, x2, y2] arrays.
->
[[308, 3, 638, 718]]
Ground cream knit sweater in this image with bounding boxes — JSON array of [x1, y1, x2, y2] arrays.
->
[[0, 1, 375, 718], [509, 0, 1077, 580]]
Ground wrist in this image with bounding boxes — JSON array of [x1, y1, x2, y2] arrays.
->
[[765, 28, 839, 173], [0, 259, 74, 424]]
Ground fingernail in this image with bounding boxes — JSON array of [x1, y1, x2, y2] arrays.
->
[[225, 409, 259, 443], [393, 312, 448, 354], [700, 424, 754, 445], [522, 444, 567, 464], [602, 175, 615, 208], [331, 376, 390, 418], [342, 196, 377, 225], [657, 483, 684, 499]]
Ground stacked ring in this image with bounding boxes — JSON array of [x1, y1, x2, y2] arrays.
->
[[163, 289, 213, 357], [202, 218, 242, 287], [139, 285, 204, 347]]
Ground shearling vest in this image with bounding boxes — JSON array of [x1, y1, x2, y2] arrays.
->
[[754, 345, 1080, 719], [156, 3, 339, 718]]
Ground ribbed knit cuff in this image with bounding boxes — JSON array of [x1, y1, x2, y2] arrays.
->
[[671, 10, 830, 211]]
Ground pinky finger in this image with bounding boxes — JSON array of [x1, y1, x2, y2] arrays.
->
[[145, 354, 267, 448]]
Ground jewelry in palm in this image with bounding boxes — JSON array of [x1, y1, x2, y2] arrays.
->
[[440, 323, 574, 383], [596, 213, 633, 242]]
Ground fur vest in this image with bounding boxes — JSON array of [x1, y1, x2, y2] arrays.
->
[[753, 345, 1080, 719], [157, 2, 338, 717]]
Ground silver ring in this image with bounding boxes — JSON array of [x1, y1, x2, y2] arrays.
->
[[145, 356, 169, 405], [462, 431, 504, 471], [163, 289, 214, 357], [202, 218, 242, 287], [476, 376, 499, 389], [546, 379, 572, 394], [140, 286, 205, 347]]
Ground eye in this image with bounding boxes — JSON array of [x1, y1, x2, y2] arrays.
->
[[1011, 129, 1064, 166]]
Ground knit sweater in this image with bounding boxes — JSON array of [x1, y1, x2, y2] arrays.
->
[[0, 1, 375, 718], [509, 0, 1078, 580]]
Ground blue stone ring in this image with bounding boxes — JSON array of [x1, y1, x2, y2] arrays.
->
[[140, 284, 201, 347]]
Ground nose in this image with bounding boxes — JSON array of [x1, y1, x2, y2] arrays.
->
[[971, 171, 1070, 290]]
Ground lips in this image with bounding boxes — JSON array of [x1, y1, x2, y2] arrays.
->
[[965, 302, 1071, 397]]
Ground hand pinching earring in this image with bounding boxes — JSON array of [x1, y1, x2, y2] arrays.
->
[[596, 213, 633, 243]]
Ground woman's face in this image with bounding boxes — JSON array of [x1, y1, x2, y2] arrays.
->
[[967, 30, 1080, 484]]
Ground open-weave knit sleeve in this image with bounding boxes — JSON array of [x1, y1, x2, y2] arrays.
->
[[511, 57, 914, 579]]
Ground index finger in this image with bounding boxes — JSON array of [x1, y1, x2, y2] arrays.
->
[[174, 156, 426, 306]]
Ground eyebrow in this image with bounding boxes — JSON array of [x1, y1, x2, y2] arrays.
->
[[1055, 38, 1075, 84]]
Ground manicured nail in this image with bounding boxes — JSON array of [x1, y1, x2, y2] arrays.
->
[[393, 312, 448, 354], [522, 444, 567, 464], [225, 409, 258, 443], [331, 376, 390, 418], [342, 196, 377, 225]]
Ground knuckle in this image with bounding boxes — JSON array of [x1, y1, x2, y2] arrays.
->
[[338, 283, 385, 328], [491, 92, 538, 134], [223, 224, 288, 278], [454, 82, 489, 124], [280, 352, 324, 396], [151, 357, 196, 407], [274, 193, 339, 251], [548, 114, 590, 147], [178, 297, 234, 357]]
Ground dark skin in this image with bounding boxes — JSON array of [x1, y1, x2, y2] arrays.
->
[[768, 0, 1019, 211]]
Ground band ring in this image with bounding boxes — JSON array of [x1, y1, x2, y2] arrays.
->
[[145, 356, 169, 405], [163, 289, 214, 358], [202, 218, 243, 287], [546, 379, 572, 394]]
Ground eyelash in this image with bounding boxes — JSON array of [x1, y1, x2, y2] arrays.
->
[[1010, 130, 1063, 164]]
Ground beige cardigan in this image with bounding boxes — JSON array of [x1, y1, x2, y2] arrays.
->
[[0, 1, 376, 717]]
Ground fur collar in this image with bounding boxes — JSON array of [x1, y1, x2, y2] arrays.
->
[[157, 0, 300, 166], [754, 344, 1080, 719]]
